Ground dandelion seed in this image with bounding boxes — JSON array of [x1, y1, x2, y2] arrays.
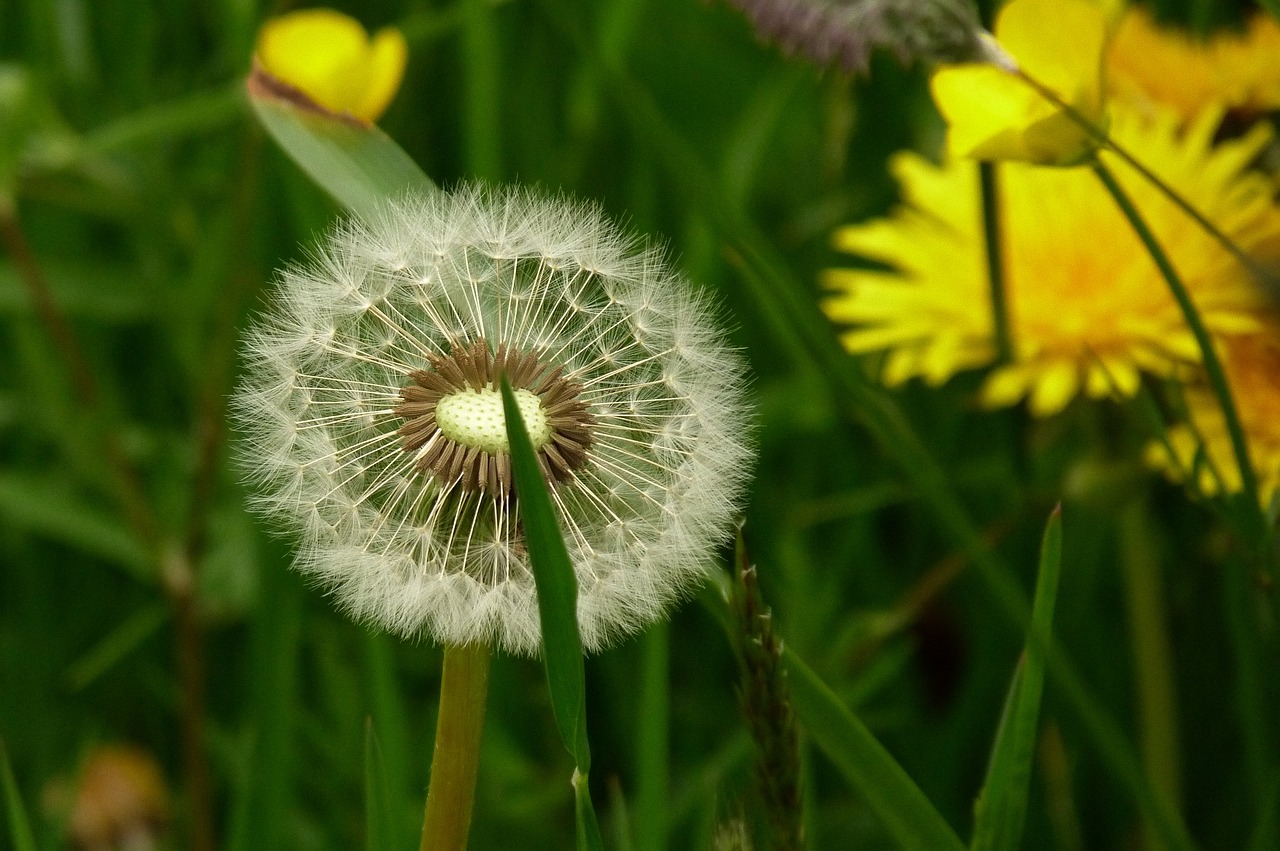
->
[[235, 186, 754, 655]]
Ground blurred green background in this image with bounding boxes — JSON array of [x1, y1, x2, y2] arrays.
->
[[1, 0, 1275, 849]]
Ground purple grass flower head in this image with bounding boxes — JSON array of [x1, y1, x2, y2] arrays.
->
[[725, 0, 991, 73]]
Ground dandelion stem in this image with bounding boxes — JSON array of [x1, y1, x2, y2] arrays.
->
[[1014, 69, 1279, 295], [421, 642, 492, 851], [1092, 161, 1261, 511], [979, 162, 1014, 363]]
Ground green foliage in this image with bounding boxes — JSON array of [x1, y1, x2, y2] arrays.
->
[[2, 1, 1278, 850], [971, 506, 1061, 851]]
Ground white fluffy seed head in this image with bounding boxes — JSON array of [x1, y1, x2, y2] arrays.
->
[[234, 184, 755, 656]]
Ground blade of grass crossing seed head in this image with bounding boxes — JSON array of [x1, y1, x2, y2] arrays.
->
[[364, 719, 396, 851], [246, 67, 435, 219], [500, 376, 591, 771], [971, 505, 1063, 851], [1, 741, 37, 851], [784, 649, 967, 851]]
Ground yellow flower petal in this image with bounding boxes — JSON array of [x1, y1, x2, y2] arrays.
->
[[1028, 360, 1079, 416], [353, 28, 409, 123], [931, 0, 1107, 165], [823, 104, 1280, 416], [1147, 319, 1280, 507], [255, 9, 406, 123], [1108, 9, 1280, 121]]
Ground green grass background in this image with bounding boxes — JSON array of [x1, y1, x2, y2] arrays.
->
[[1, 0, 1276, 849]]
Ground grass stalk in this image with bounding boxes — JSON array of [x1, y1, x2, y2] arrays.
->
[[421, 642, 492, 851], [1119, 498, 1182, 851], [1, 201, 217, 851], [634, 622, 670, 851], [979, 162, 1014, 363], [1091, 161, 1261, 513]]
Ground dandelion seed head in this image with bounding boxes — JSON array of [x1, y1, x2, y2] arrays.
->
[[235, 185, 754, 655]]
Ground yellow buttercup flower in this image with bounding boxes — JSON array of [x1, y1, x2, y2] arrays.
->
[[1108, 8, 1280, 122], [1146, 317, 1280, 508], [255, 9, 407, 123], [821, 107, 1280, 417], [931, 0, 1108, 165]]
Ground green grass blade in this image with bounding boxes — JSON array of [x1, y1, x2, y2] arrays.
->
[[1246, 774, 1280, 851], [1, 742, 37, 851], [784, 649, 967, 851], [225, 563, 303, 851], [500, 376, 589, 770], [65, 602, 168, 690], [575, 768, 606, 851], [246, 70, 435, 219], [0, 470, 150, 579], [971, 505, 1063, 851], [1092, 162, 1263, 533], [82, 83, 244, 153], [364, 634, 415, 849], [365, 719, 396, 851], [634, 622, 669, 851]]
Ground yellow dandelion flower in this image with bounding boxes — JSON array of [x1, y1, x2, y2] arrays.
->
[[1145, 317, 1280, 507], [930, 0, 1107, 165], [255, 9, 407, 123], [1108, 8, 1280, 122], [822, 106, 1280, 417]]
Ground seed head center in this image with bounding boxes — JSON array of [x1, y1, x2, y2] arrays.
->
[[394, 338, 596, 497], [435, 387, 550, 454]]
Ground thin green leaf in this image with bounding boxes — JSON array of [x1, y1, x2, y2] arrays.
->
[[1, 741, 37, 851], [500, 376, 590, 770], [365, 719, 396, 851], [364, 634, 414, 849], [634, 623, 669, 851], [1246, 774, 1280, 851], [785, 648, 967, 851], [246, 71, 435, 219], [575, 768, 606, 851], [0, 471, 150, 579], [225, 562, 303, 851], [1093, 162, 1264, 535], [971, 505, 1063, 851], [65, 603, 168, 690], [82, 83, 244, 154]]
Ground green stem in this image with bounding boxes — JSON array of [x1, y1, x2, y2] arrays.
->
[[1091, 161, 1261, 510], [462, 0, 502, 181], [1119, 498, 1181, 851], [979, 162, 1014, 363], [421, 643, 492, 851], [634, 622, 669, 851], [1223, 554, 1272, 814]]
